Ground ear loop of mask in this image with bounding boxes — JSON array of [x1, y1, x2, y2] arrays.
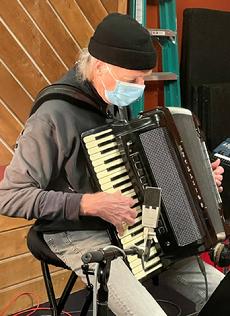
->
[[99, 64, 116, 96]]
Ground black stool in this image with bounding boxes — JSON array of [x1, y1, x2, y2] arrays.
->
[[27, 226, 93, 316]]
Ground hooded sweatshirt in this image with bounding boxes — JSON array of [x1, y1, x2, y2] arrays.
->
[[0, 66, 113, 232]]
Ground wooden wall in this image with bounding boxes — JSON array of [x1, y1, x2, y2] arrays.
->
[[0, 1, 127, 314]]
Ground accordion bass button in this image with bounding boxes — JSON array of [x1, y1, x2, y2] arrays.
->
[[165, 241, 171, 247], [140, 176, 147, 184], [157, 226, 165, 235], [135, 162, 142, 169]]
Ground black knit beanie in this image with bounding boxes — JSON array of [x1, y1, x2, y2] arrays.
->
[[88, 13, 156, 70]]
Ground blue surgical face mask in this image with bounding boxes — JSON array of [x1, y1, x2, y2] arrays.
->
[[102, 65, 145, 107]]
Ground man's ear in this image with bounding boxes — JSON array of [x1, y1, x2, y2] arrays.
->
[[94, 60, 107, 76]]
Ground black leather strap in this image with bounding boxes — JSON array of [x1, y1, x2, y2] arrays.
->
[[30, 83, 102, 116]]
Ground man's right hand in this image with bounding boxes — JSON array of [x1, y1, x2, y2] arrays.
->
[[80, 191, 137, 236]]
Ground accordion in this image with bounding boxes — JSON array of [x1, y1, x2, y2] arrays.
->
[[81, 107, 226, 281]]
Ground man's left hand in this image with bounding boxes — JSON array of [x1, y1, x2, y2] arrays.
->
[[211, 158, 224, 193]]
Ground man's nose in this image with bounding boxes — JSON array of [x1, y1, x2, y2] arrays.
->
[[136, 77, 145, 85]]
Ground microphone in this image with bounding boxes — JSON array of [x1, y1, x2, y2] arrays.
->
[[81, 246, 143, 264], [142, 187, 161, 261]]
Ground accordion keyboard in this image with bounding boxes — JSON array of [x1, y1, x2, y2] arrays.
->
[[83, 128, 162, 280]]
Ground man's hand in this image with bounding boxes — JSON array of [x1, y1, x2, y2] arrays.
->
[[211, 158, 224, 193], [80, 191, 137, 236]]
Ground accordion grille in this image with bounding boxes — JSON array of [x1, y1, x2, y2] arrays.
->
[[140, 127, 203, 246]]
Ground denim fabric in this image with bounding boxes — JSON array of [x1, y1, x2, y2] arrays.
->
[[44, 230, 224, 315]]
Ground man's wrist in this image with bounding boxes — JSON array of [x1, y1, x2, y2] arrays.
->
[[80, 193, 96, 216]]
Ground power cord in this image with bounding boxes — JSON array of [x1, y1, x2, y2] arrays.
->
[[156, 299, 182, 316], [185, 312, 199, 316], [196, 255, 208, 301], [184, 256, 208, 316], [0, 292, 72, 316]]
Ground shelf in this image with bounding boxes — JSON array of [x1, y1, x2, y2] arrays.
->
[[145, 72, 178, 81], [148, 28, 177, 38]]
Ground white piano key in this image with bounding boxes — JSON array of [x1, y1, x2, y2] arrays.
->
[[83, 129, 113, 143], [105, 181, 133, 193], [121, 222, 143, 240], [96, 165, 128, 181], [134, 263, 162, 281], [100, 175, 130, 191], [130, 255, 160, 273], [87, 141, 118, 155], [85, 134, 115, 149], [121, 233, 144, 248], [94, 158, 124, 173], [120, 188, 135, 196], [90, 149, 121, 167], [98, 168, 128, 184], [127, 245, 158, 264]]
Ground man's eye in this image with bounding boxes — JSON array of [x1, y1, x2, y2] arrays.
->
[[128, 79, 136, 83]]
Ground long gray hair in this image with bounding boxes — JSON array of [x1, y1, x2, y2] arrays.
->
[[76, 48, 97, 82]]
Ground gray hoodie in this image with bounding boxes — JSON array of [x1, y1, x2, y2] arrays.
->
[[0, 68, 112, 232]]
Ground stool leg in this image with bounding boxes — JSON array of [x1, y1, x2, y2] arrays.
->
[[57, 271, 78, 315], [41, 262, 58, 316], [80, 285, 93, 316]]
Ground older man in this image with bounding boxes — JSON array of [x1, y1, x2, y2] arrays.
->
[[0, 13, 224, 315]]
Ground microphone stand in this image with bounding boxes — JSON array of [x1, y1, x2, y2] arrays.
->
[[81, 246, 143, 316], [96, 259, 111, 316]]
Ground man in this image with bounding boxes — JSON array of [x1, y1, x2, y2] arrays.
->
[[0, 13, 224, 315]]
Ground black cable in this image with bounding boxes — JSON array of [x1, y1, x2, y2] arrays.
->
[[156, 299, 182, 316], [185, 312, 199, 316], [196, 256, 208, 301]]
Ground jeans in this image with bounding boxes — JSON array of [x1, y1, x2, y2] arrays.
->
[[44, 230, 224, 316]]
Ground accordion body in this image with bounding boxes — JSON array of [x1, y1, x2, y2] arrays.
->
[[81, 107, 226, 281]]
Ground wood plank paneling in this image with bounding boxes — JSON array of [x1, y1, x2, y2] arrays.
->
[[76, 0, 108, 29], [0, 253, 60, 289], [0, 0, 67, 82], [0, 23, 48, 98], [0, 101, 22, 150], [0, 226, 30, 260], [117, 0, 128, 13], [0, 143, 13, 166], [21, 0, 81, 69], [101, 0, 118, 12], [0, 62, 32, 123], [101, 0, 127, 13], [0, 215, 33, 232], [0, 271, 85, 315], [49, 0, 94, 48]]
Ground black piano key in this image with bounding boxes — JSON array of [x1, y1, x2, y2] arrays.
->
[[101, 145, 118, 154], [113, 178, 132, 189], [98, 137, 116, 147], [105, 154, 122, 164], [95, 131, 113, 140], [111, 171, 128, 181], [121, 184, 134, 193], [135, 239, 144, 246], [107, 162, 124, 171], [143, 262, 161, 272]]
